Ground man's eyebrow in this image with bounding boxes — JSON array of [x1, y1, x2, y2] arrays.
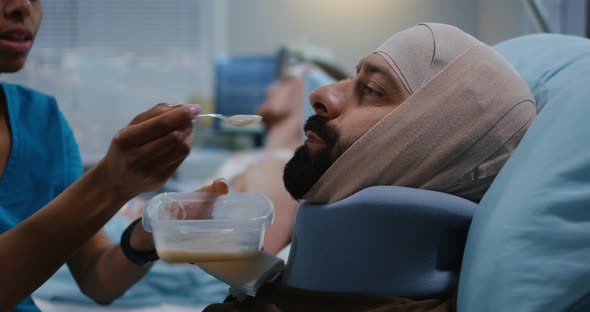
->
[[361, 61, 397, 86]]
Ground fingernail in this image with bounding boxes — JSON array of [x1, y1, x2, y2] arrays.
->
[[167, 103, 181, 107], [188, 104, 201, 117], [213, 178, 230, 194], [214, 178, 229, 185]]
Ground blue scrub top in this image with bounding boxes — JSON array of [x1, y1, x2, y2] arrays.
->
[[0, 82, 83, 312]]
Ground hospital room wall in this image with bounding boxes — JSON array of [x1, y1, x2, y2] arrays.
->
[[226, 0, 528, 74], [479, 0, 528, 45]]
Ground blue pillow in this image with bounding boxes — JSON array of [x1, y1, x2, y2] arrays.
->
[[458, 34, 590, 311]]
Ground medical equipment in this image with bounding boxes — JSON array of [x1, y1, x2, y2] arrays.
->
[[284, 186, 475, 298]]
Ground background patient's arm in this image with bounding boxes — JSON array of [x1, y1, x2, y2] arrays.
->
[[233, 157, 298, 255]]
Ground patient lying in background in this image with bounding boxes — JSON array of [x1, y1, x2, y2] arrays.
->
[[211, 53, 348, 255]]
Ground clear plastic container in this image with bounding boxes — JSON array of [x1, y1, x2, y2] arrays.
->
[[142, 192, 274, 263]]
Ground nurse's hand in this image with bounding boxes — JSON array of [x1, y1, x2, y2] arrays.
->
[[96, 103, 200, 200], [129, 179, 230, 252]]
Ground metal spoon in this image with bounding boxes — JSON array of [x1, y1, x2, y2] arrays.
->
[[197, 113, 262, 127]]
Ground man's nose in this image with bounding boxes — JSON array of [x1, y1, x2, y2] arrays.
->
[[4, 0, 32, 20], [309, 82, 346, 119]]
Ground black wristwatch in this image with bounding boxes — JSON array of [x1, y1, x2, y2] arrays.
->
[[120, 218, 159, 266]]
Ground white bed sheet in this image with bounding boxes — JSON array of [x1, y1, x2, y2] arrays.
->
[[34, 297, 205, 312]]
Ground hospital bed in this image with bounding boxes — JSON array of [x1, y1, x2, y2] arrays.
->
[[34, 33, 590, 311], [284, 33, 590, 311], [33, 299, 203, 312]]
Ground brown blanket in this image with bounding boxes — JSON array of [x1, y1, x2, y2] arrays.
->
[[204, 283, 455, 312]]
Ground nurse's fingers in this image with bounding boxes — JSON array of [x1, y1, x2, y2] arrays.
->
[[134, 127, 192, 168], [115, 104, 199, 149], [132, 127, 192, 171], [196, 179, 230, 194], [152, 157, 187, 184], [129, 103, 179, 125], [173, 179, 230, 220]]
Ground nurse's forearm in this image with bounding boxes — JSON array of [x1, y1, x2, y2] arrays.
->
[[69, 224, 154, 305], [0, 166, 129, 310], [73, 178, 232, 304], [70, 240, 152, 305]]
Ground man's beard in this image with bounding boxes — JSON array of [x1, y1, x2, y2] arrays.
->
[[283, 115, 340, 200]]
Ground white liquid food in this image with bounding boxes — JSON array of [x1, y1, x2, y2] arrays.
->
[[226, 114, 262, 127]]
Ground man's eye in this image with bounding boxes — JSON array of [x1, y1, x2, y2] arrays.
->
[[362, 85, 383, 98]]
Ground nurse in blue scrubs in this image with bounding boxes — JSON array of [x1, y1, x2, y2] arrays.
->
[[0, 1, 201, 310]]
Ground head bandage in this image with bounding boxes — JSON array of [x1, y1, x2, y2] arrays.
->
[[303, 23, 536, 204]]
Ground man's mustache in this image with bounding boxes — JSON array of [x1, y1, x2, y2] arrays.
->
[[303, 115, 339, 147]]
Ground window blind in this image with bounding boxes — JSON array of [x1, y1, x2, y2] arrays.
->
[[4, 0, 216, 158]]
